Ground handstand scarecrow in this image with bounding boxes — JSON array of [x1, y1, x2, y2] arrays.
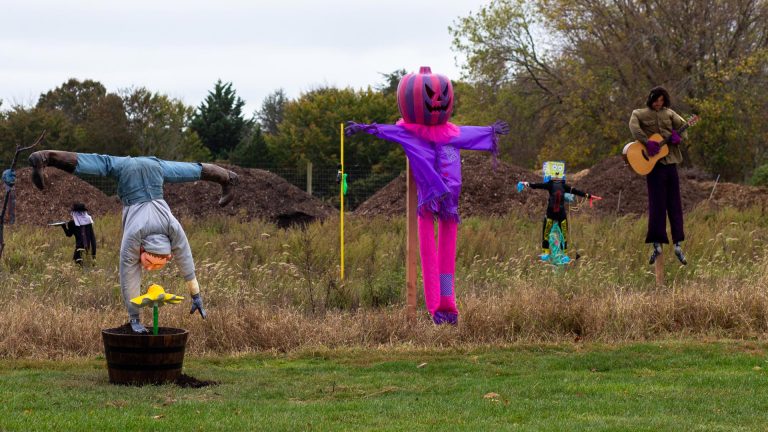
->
[[346, 66, 509, 325], [28, 150, 239, 333]]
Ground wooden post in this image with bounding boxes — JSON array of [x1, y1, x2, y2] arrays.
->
[[405, 161, 418, 322], [654, 247, 664, 287], [306, 161, 313, 195]]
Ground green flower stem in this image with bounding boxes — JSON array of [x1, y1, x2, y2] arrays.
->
[[153, 304, 159, 335]]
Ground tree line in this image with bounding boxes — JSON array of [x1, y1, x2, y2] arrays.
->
[[2, 0, 767, 187]]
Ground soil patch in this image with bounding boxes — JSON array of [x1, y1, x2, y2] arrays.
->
[[354, 152, 546, 219], [5, 164, 335, 228], [175, 373, 218, 388], [9, 166, 121, 226], [163, 165, 335, 227], [571, 156, 710, 216]]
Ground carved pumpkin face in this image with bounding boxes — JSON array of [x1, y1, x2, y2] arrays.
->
[[397, 66, 454, 125]]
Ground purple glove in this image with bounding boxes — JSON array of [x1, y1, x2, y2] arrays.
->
[[646, 140, 661, 156], [492, 120, 510, 135], [668, 130, 681, 145], [345, 121, 366, 136]]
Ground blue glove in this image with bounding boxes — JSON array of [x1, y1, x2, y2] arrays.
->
[[564, 193, 575, 203], [344, 121, 366, 136], [492, 120, 510, 135], [517, 181, 525, 193], [2, 169, 16, 187], [190, 293, 207, 319]]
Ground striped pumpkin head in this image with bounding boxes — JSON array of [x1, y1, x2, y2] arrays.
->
[[397, 66, 454, 125]]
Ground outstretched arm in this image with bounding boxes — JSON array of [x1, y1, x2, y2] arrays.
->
[[565, 184, 589, 198], [345, 122, 451, 209], [452, 121, 509, 152], [167, 220, 206, 318]]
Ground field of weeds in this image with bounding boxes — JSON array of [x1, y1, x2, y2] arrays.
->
[[2, 205, 767, 358]]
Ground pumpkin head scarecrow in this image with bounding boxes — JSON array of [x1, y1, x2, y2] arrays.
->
[[346, 66, 510, 325]]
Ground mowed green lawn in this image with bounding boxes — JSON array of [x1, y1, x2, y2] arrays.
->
[[2, 342, 767, 431]]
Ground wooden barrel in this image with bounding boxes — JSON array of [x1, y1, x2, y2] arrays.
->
[[102, 327, 189, 385]]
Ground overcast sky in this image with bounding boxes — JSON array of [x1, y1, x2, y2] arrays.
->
[[1, 0, 490, 115]]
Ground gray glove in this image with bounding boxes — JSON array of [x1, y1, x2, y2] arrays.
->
[[190, 293, 207, 319], [129, 318, 148, 334]]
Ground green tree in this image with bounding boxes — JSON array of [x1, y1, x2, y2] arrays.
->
[[375, 69, 407, 96], [122, 87, 211, 161], [257, 88, 287, 135], [230, 124, 271, 168], [270, 86, 399, 171], [82, 93, 134, 155], [37, 79, 107, 124], [450, 0, 768, 174], [190, 80, 248, 159], [0, 105, 81, 163]]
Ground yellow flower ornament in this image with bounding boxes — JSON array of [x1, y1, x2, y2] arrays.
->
[[130, 284, 185, 335], [131, 284, 185, 307]]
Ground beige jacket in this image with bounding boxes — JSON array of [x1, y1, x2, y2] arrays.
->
[[628, 107, 687, 165]]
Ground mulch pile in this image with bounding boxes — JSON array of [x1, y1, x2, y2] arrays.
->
[[571, 156, 710, 216], [7, 165, 335, 227], [10, 167, 121, 226], [354, 154, 768, 219], [163, 165, 335, 227], [7, 156, 767, 227], [354, 152, 546, 219]]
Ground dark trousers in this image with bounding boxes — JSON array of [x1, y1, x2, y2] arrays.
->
[[646, 163, 684, 244]]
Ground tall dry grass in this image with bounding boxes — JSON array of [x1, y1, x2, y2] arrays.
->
[[2, 204, 767, 358]]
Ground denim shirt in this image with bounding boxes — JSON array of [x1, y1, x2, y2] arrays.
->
[[74, 154, 202, 206]]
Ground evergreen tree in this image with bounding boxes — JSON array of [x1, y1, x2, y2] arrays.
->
[[190, 80, 247, 159]]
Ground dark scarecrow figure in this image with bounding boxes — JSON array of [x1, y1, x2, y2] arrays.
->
[[57, 202, 97, 265]]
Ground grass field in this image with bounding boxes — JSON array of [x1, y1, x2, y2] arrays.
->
[[2, 205, 768, 357], [2, 341, 768, 431]]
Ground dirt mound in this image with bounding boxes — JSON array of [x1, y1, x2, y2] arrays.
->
[[163, 165, 335, 227], [7, 165, 334, 228], [355, 152, 546, 219], [355, 153, 768, 220], [572, 156, 710, 216], [694, 180, 768, 211], [10, 167, 121, 226]]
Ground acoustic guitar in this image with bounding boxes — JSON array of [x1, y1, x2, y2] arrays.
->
[[622, 115, 700, 175]]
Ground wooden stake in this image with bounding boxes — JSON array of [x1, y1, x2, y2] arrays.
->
[[405, 161, 418, 323], [0, 130, 45, 260], [654, 247, 664, 287]]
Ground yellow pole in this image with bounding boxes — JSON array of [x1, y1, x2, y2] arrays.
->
[[339, 123, 345, 280]]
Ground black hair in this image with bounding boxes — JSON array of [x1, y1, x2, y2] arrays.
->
[[646, 86, 671, 108], [72, 202, 87, 212]]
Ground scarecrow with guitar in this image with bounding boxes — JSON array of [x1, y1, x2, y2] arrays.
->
[[623, 86, 701, 266]]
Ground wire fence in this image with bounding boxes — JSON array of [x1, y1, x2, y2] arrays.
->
[[258, 164, 400, 210]]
